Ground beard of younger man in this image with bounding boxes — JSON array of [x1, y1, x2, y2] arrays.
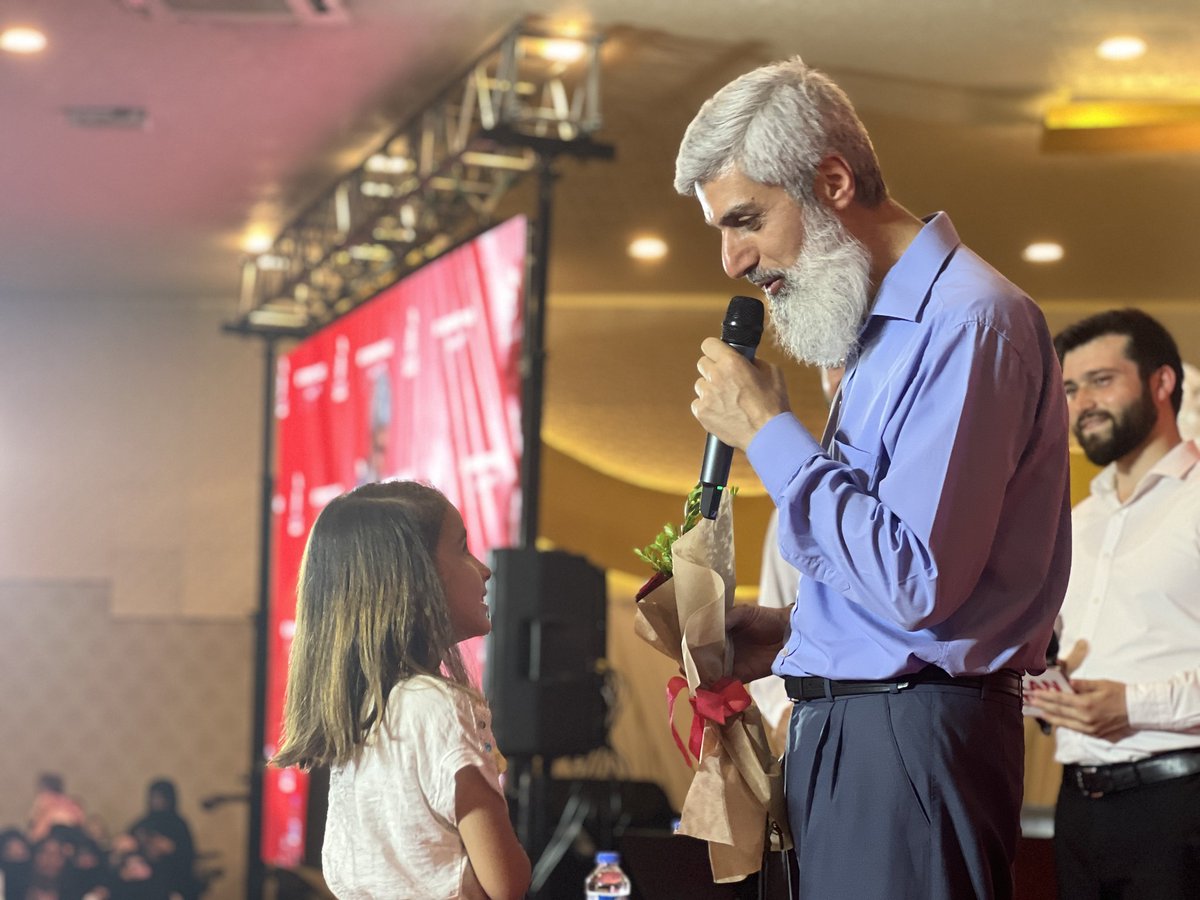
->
[[753, 197, 873, 368], [1074, 379, 1158, 466]]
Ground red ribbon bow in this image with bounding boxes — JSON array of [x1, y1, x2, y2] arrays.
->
[[666, 675, 751, 767]]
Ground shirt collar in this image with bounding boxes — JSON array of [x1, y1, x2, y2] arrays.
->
[[868, 211, 960, 323], [1090, 439, 1200, 505]]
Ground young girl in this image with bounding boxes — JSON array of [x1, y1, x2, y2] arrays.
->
[[273, 481, 530, 900]]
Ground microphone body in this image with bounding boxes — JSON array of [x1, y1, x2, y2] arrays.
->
[[699, 296, 764, 519]]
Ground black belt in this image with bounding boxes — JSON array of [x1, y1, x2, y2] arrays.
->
[[1064, 748, 1200, 798], [784, 666, 1022, 702]]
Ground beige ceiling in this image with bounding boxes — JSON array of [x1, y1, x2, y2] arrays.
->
[[3, 0, 1199, 501]]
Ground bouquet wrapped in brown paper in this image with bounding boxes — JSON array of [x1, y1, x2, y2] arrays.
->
[[632, 488, 792, 883]]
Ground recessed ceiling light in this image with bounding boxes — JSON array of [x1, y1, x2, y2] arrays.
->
[[628, 235, 668, 261], [1022, 242, 1064, 264], [0, 26, 47, 54], [1096, 35, 1146, 62]]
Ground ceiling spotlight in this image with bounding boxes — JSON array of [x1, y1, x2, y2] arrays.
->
[[1096, 35, 1146, 62], [537, 38, 586, 63], [242, 230, 275, 255], [364, 153, 414, 175], [628, 235, 668, 261], [0, 26, 47, 54], [519, 28, 590, 65], [1022, 242, 1064, 264]]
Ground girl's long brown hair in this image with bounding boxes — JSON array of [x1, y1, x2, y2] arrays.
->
[[271, 481, 472, 770]]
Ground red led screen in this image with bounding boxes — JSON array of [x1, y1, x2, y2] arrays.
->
[[261, 216, 527, 866]]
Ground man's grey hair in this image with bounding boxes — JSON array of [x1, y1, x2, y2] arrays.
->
[[674, 56, 887, 207]]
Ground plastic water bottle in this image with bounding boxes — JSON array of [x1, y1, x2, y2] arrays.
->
[[584, 850, 631, 898]]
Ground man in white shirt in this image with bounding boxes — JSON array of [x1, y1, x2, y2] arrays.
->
[[1035, 308, 1200, 899]]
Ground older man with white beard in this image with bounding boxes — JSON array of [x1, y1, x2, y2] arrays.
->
[[676, 57, 1072, 899]]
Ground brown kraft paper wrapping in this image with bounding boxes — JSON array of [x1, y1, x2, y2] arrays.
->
[[633, 498, 792, 883]]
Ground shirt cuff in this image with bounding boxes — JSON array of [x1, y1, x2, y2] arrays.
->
[[1126, 682, 1169, 731], [746, 413, 824, 497]]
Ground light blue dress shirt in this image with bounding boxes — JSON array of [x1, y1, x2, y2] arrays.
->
[[750, 213, 1071, 680]]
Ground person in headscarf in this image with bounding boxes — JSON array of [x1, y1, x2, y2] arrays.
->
[[124, 780, 197, 900]]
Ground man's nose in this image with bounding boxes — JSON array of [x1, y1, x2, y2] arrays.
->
[[1068, 387, 1099, 418], [721, 230, 757, 280]]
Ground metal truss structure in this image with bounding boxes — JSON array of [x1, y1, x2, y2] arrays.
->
[[230, 17, 612, 335]]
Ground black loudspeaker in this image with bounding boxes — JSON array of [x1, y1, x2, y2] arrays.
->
[[485, 548, 608, 757]]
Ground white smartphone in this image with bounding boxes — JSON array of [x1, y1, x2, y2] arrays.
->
[[1021, 664, 1074, 717]]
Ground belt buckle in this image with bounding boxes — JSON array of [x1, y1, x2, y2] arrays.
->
[[1075, 766, 1105, 799]]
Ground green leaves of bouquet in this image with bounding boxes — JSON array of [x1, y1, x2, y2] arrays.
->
[[634, 483, 704, 577], [633, 482, 736, 600]]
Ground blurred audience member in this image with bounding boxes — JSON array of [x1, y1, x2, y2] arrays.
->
[[27, 775, 86, 844], [125, 781, 197, 900], [107, 851, 168, 900], [3, 774, 205, 900], [1, 828, 33, 900], [25, 836, 69, 900], [80, 817, 110, 852], [57, 828, 109, 900]]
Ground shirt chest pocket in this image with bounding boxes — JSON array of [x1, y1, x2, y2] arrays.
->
[[831, 437, 880, 492]]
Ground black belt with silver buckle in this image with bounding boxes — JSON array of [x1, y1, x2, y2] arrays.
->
[[783, 666, 1022, 702], [1064, 748, 1200, 798]]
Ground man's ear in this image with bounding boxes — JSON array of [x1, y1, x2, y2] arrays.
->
[[1152, 363, 1178, 407], [815, 155, 856, 211]]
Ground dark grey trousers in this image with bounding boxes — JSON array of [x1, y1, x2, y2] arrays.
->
[[1054, 769, 1200, 898], [784, 682, 1024, 899]]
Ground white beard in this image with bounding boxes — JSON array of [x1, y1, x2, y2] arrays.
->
[[755, 203, 872, 367]]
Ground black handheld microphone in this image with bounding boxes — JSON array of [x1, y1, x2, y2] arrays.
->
[[699, 296, 765, 519]]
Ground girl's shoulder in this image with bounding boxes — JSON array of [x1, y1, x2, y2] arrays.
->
[[385, 675, 490, 725], [391, 672, 455, 697], [374, 677, 499, 776]]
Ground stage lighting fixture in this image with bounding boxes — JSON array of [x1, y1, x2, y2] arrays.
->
[[231, 16, 612, 336]]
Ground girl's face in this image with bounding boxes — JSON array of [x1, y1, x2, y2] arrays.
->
[[434, 504, 492, 641]]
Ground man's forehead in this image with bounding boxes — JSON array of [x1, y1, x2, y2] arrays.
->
[[1063, 333, 1134, 374], [1071, 333, 1132, 360], [695, 177, 766, 226]]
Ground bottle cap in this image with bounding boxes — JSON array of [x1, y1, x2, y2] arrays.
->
[[595, 851, 620, 865]]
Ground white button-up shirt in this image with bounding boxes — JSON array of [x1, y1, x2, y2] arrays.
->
[[1056, 439, 1200, 765]]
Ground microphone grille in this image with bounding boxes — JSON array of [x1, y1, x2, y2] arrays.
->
[[722, 295, 764, 347]]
